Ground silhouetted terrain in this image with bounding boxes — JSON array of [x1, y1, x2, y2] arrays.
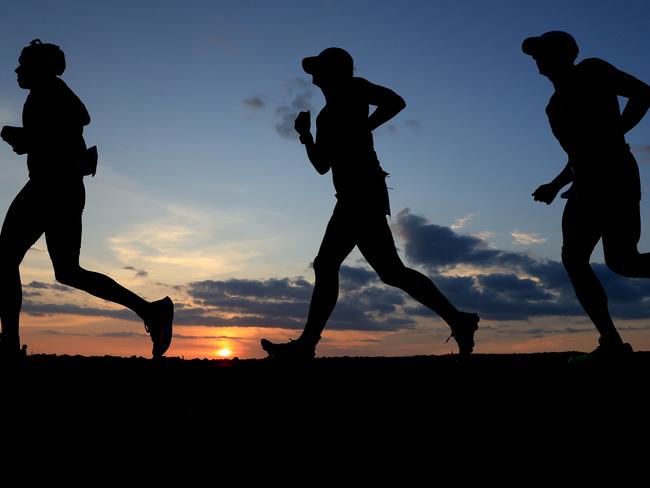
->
[[3, 352, 649, 448]]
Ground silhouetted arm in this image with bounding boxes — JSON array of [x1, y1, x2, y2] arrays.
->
[[295, 110, 331, 175], [0, 126, 28, 154], [614, 68, 650, 134], [364, 80, 406, 131], [584, 58, 650, 134], [532, 160, 573, 205], [304, 139, 331, 174]]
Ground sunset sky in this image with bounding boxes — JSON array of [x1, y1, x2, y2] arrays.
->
[[1, 0, 650, 359]]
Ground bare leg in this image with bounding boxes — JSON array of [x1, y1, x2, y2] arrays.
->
[[0, 182, 46, 348], [46, 179, 173, 357], [52, 264, 150, 318], [0, 260, 24, 346], [603, 200, 650, 278], [358, 214, 462, 324], [358, 214, 478, 354], [44, 179, 151, 319], [562, 199, 621, 344], [299, 209, 357, 344], [52, 260, 174, 357], [260, 208, 356, 358]]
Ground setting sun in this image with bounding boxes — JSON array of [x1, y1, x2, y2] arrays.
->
[[216, 348, 232, 358]]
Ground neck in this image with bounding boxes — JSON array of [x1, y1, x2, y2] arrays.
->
[[30, 76, 58, 91], [549, 65, 574, 90], [321, 80, 349, 103]]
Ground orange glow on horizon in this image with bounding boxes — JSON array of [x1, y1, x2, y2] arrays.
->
[[216, 348, 232, 357], [17, 316, 650, 359]]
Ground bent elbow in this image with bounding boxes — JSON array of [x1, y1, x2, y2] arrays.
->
[[393, 95, 406, 114]]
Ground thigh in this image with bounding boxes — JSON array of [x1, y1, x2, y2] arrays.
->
[[45, 180, 85, 269], [356, 213, 405, 272], [601, 199, 641, 255], [315, 206, 358, 266], [0, 181, 46, 261], [561, 198, 602, 261]]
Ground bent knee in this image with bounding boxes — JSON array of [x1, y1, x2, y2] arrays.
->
[[605, 255, 638, 277], [561, 248, 589, 270], [313, 255, 342, 276], [54, 266, 83, 286], [376, 266, 407, 287]]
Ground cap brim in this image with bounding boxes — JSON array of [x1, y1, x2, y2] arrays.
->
[[302, 56, 320, 74], [522, 36, 543, 56]]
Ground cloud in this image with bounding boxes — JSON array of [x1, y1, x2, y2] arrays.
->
[[275, 78, 315, 139], [0, 100, 19, 126], [185, 270, 414, 331], [22, 301, 135, 320], [108, 203, 259, 281], [20, 210, 650, 333], [339, 264, 378, 289], [632, 145, 650, 162], [41, 329, 88, 336], [394, 209, 650, 320], [394, 209, 479, 267], [26, 281, 73, 293], [404, 119, 421, 131], [451, 214, 474, 230], [155, 281, 184, 291], [99, 331, 146, 338], [23, 290, 42, 298], [511, 230, 547, 246], [394, 209, 529, 269], [39, 329, 146, 338], [243, 96, 265, 109], [470, 231, 496, 246], [172, 333, 248, 341], [122, 266, 148, 278]]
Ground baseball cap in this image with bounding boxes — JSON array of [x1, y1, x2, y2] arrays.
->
[[302, 47, 353, 77], [522, 31, 579, 61]]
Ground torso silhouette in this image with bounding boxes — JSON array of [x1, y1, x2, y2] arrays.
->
[[316, 77, 388, 211], [546, 58, 640, 199], [23, 77, 89, 180]]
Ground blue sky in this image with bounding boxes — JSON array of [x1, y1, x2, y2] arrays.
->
[[1, 0, 649, 358]]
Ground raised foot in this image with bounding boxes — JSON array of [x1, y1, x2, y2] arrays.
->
[[145, 296, 174, 358], [446, 312, 480, 356]]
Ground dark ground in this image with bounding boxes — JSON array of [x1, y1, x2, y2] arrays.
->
[[3, 353, 645, 474], [3, 352, 648, 436]]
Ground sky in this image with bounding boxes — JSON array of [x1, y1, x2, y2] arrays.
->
[[1, 0, 649, 359]]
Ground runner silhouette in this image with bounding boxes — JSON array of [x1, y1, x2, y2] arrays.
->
[[0, 40, 173, 363], [261, 48, 479, 360], [524, 31, 650, 363]]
